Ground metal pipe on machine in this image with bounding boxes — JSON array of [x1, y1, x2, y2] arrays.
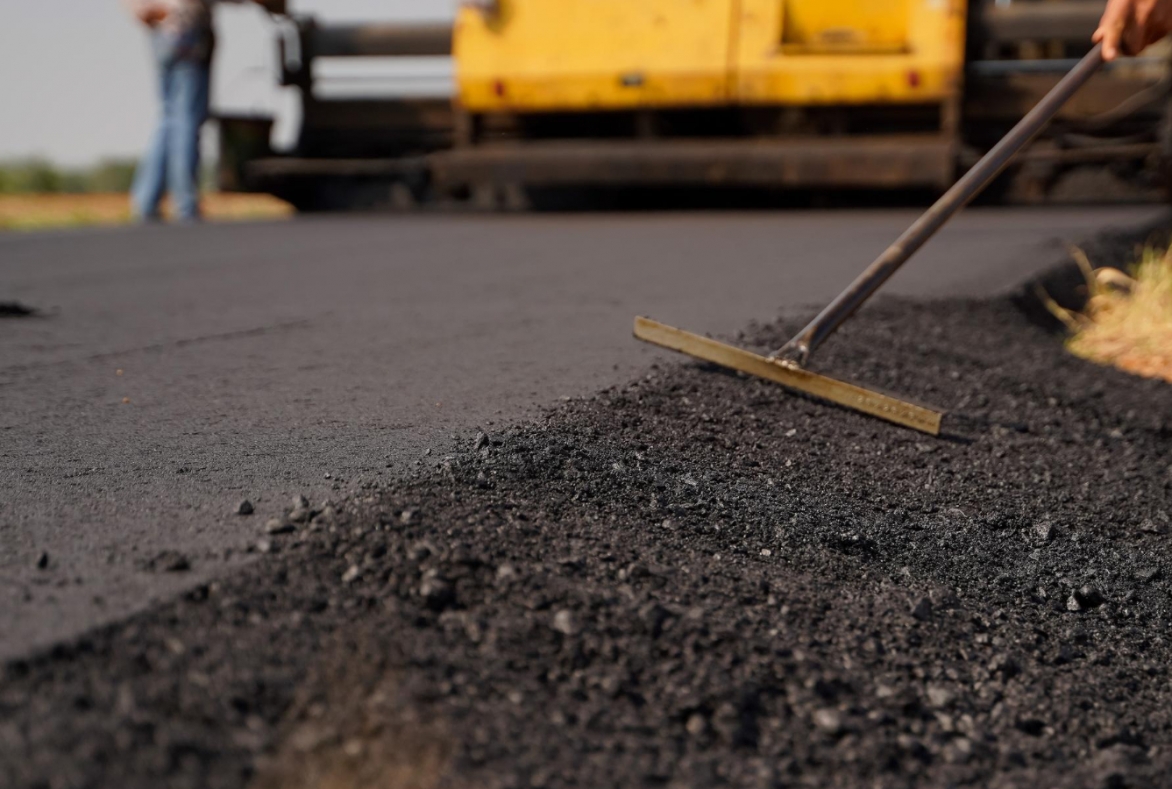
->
[[308, 24, 453, 58], [977, 0, 1105, 44]]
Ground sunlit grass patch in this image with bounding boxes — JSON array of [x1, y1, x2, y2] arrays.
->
[[1041, 245, 1172, 383], [0, 193, 293, 232]]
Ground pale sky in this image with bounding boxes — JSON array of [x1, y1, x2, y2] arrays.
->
[[0, 1, 457, 166]]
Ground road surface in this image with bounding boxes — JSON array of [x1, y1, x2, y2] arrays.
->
[[0, 206, 1164, 660]]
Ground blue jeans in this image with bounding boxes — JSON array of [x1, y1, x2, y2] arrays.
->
[[131, 31, 212, 222]]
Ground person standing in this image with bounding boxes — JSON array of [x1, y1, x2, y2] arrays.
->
[[124, 1, 275, 222]]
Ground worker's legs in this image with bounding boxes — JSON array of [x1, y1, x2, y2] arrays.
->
[[165, 58, 211, 222], [130, 54, 174, 221], [131, 31, 211, 222]]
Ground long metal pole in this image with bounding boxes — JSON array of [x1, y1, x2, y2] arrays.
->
[[776, 44, 1104, 366]]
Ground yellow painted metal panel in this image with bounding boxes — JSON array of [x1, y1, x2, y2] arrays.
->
[[456, 0, 736, 112], [736, 0, 968, 105], [781, 0, 911, 51], [454, 0, 968, 112]]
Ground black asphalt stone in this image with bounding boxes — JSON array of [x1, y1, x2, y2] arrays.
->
[[911, 597, 935, 622], [0, 301, 36, 318], [265, 519, 295, 536], [140, 551, 190, 574], [1074, 586, 1106, 610], [4, 264, 1172, 788]]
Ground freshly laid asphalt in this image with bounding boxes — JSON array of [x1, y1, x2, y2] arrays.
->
[[0, 206, 1164, 661]]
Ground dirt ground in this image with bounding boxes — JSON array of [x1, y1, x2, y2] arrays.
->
[[4, 250, 1172, 787], [0, 193, 292, 231]]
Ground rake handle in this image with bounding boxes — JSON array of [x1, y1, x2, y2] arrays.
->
[[778, 44, 1105, 366]]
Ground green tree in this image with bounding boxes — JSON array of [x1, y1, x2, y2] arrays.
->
[[86, 159, 138, 193], [0, 158, 141, 195], [0, 159, 64, 194]]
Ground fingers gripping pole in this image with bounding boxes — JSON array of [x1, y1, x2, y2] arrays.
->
[[776, 44, 1105, 366]]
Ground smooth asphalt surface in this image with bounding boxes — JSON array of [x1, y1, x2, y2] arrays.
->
[[1, 206, 1165, 660]]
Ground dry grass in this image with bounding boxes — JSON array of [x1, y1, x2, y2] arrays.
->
[[0, 192, 293, 231], [1042, 245, 1172, 383]]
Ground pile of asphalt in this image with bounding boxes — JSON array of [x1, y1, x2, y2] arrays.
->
[[4, 283, 1172, 788], [0, 301, 37, 318]]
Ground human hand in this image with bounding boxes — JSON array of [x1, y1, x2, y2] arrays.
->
[[137, 3, 170, 26], [1094, 0, 1172, 61]]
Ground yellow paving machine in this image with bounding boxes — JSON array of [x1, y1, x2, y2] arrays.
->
[[225, 0, 1172, 208]]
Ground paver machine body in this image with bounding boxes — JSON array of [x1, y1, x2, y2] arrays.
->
[[445, 0, 967, 191], [457, 0, 963, 110], [231, 1, 1171, 206]]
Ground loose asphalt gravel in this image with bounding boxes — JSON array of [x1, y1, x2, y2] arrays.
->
[[4, 227, 1172, 788], [2, 208, 1165, 662]]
